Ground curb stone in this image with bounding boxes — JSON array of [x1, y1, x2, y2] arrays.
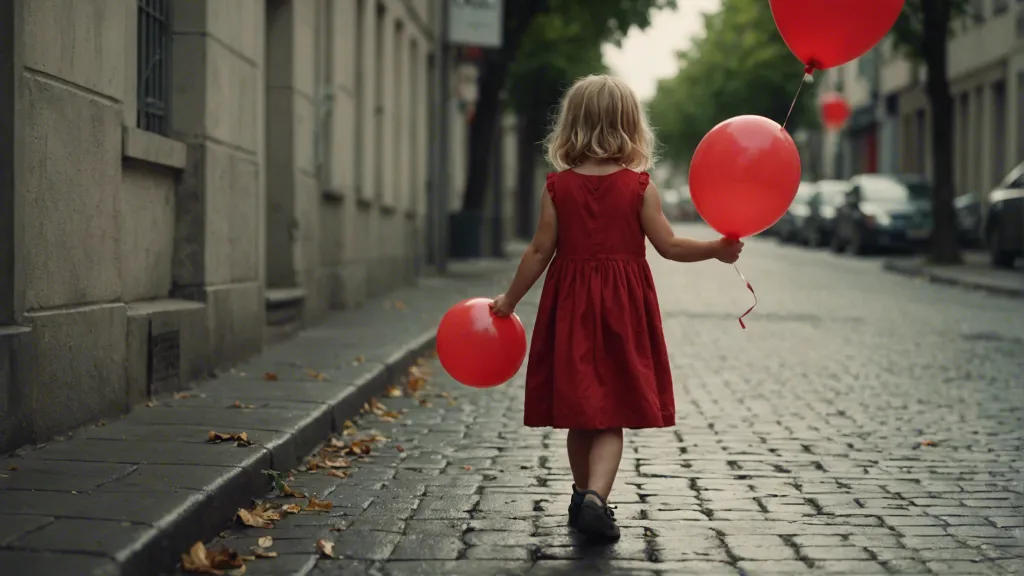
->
[[0, 257, 519, 576], [882, 258, 1024, 299]]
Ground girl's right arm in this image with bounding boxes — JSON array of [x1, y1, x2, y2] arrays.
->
[[640, 179, 743, 263]]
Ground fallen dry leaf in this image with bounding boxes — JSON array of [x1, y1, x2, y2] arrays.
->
[[232, 401, 257, 410], [326, 469, 349, 479], [385, 385, 403, 398], [251, 548, 277, 559], [323, 457, 350, 469], [316, 539, 335, 558], [96, 420, 107, 427], [282, 504, 302, 514], [174, 391, 192, 399], [419, 399, 433, 408], [352, 355, 365, 366], [305, 369, 329, 381], [145, 400, 157, 407], [257, 536, 273, 549], [236, 502, 281, 529], [395, 445, 405, 453], [341, 421, 359, 437], [329, 526, 344, 532], [406, 366, 428, 393], [180, 541, 246, 575], [347, 440, 372, 456], [392, 300, 408, 311], [281, 483, 306, 498], [305, 497, 333, 511], [463, 465, 473, 471], [208, 431, 254, 447], [236, 508, 271, 529], [263, 372, 279, 381], [920, 439, 938, 447]]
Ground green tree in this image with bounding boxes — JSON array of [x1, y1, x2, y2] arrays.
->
[[649, 0, 819, 166], [459, 0, 674, 221], [506, 10, 607, 238], [890, 0, 970, 265]]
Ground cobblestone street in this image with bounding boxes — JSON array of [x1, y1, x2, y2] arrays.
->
[[189, 226, 1024, 576]]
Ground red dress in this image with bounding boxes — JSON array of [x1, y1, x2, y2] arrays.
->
[[524, 169, 675, 430]]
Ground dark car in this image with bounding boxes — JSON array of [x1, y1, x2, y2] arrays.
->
[[774, 181, 818, 243], [955, 194, 984, 248], [803, 179, 851, 248], [983, 162, 1024, 268], [832, 174, 933, 255]]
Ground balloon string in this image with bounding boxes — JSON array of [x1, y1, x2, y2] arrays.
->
[[734, 263, 757, 330], [781, 64, 815, 130]]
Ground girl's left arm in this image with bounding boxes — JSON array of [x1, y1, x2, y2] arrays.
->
[[494, 191, 558, 312]]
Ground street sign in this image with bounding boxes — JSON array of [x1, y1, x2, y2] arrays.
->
[[448, 0, 504, 48]]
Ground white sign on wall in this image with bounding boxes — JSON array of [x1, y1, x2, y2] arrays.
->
[[448, 0, 504, 48]]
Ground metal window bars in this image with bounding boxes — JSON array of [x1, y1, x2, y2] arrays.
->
[[137, 0, 170, 135]]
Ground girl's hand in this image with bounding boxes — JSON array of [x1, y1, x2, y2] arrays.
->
[[714, 238, 744, 264], [489, 294, 516, 317]]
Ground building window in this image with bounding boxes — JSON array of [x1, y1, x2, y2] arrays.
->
[[992, 80, 1006, 184], [137, 0, 171, 135]]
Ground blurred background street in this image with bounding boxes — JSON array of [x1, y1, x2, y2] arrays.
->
[[0, 0, 1021, 575]]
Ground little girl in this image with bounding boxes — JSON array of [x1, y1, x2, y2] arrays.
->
[[489, 74, 743, 541]]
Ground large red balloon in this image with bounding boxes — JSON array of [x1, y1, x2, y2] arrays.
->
[[820, 92, 851, 130], [770, 0, 905, 70], [688, 115, 802, 239], [436, 298, 527, 388]]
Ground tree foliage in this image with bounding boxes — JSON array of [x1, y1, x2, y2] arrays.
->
[[461, 0, 675, 213], [890, 0, 970, 59], [649, 0, 819, 166]]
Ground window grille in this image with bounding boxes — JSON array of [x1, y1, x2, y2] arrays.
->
[[137, 0, 171, 135]]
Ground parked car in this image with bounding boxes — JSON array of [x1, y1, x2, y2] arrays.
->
[[774, 181, 818, 243], [954, 193, 984, 248], [832, 174, 933, 255], [803, 179, 851, 248], [983, 161, 1024, 268]]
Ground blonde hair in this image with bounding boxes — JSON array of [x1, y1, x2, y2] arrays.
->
[[545, 74, 656, 172]]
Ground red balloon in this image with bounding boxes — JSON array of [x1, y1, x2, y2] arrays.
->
[[436, 298, 527, 388], [688, 115, 802, 239], [820, 92, 851, 130], [770, 0, 905, 70]]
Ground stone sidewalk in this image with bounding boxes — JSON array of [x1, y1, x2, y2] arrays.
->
[[0, 256, 519, 576], [883, 252, 1023, 299]]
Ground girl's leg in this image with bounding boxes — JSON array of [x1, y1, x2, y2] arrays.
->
[[584, 428, 624, 502], [566, 429, 593, 489]]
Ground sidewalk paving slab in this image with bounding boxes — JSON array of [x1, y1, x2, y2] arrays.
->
[[0, 255, 518, 576], [883, 252, 1024, 298]]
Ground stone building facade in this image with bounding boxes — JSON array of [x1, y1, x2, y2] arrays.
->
[[822, 0, 1023, 195], [0, 0, 509, 452]]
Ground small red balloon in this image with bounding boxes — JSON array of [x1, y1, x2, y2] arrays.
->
[[770, 0, 905, 70], [688, 115, 802, 239], [436, 298, 527, 388], [820, 92, 851, 131]]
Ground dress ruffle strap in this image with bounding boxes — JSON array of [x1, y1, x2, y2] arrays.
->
[[638, 172, 651, 195]]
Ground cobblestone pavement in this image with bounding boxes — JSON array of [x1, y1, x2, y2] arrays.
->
[[187, 226, 1024, 576]]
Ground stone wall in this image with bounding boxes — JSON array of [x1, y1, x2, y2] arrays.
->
[[0, 0, 494, 453]]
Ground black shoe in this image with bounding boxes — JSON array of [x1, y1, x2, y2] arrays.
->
[[568, 484, 584, 526], [575, 490, 620, 541]]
